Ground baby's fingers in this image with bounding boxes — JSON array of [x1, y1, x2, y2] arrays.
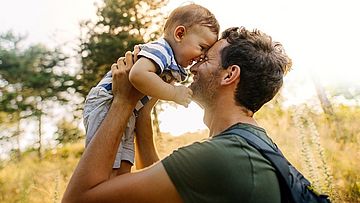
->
[[183, 98, 192, 108], [188, 88, 193, 96]]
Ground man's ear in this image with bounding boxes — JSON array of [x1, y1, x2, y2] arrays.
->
[[221, 65, 240, 85], [174, 26, 186, 42]]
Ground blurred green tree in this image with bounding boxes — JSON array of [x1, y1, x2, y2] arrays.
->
[[0, 31, 76, 159], [55, 118, 84, 145], [76, 0, 168, 97]]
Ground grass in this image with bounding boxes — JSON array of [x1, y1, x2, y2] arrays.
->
[[0, 104, 359, 203]]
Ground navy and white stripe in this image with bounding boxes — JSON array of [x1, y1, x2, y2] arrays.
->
[[138, 38, 187, 81], [97, 71, 113, 91]]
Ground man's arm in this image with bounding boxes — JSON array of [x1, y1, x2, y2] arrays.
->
[[62, 52, 183, 203], [135, 98, 160, 169]]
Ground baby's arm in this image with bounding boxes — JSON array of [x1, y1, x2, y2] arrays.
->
[[129, 57, 192, 107]]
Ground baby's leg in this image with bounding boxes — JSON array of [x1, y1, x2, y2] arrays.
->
[[112, 145, 135, 176], [83, 87, 113, 146]]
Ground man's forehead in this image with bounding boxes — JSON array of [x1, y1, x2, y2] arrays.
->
[[207, 39, 229, 56]]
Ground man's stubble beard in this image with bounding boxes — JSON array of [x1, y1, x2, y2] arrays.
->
[[189, 70, 222, 108]]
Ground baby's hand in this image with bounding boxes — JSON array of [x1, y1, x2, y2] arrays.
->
[[172, 85, 193, 107]]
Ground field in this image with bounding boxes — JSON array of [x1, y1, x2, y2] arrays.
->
[[0, 104, 359, 202]]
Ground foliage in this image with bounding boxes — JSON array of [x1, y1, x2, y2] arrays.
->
[[76, 0, 168, 97], [328, 82, 360, 100], [0, 31, 76, 115], [55, 119, 84, 145], [256, 102, 360, 202], [0, 31, 77, 158]]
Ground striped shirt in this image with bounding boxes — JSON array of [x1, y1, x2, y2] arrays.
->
[[138, 38, 187, 82], [97, 38, 187, 114]]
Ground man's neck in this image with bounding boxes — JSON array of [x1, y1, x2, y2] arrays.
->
[[204, 104, 257, 137]]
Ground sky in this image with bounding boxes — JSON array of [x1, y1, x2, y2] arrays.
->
[[1, 0, 359, 137]]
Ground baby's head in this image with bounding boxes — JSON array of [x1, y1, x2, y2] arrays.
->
[[163, 4, 220, 67]]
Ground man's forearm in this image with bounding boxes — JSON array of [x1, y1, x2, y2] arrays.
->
[[63, 99, 136, 199], [135, 98, 160, 169]]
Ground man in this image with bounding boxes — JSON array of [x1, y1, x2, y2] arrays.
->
[[62, 27, 292, 203]]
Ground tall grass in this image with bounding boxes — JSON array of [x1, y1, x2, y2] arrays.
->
[[0, 143, 83, 203], [291, 104, 334, 199], [256, 103, 360, 202]]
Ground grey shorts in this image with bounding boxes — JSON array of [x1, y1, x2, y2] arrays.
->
[[83, 87, 136, 168]]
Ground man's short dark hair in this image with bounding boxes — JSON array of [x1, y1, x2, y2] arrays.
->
[[220, 27, 292, 113]]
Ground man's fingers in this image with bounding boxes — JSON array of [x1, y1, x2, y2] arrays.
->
[[117, 57, 125, 64], [115, 56, 127, 73], [111, 63, 118, 72], [124, 51, 133, 66], [133, 45, 141, 62]]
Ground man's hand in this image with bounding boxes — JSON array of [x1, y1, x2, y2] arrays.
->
[[172, 85, 193, 107], [112, 51, 143, 105]]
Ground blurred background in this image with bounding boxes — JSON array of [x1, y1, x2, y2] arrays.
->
[[0, 0, 359, 202]]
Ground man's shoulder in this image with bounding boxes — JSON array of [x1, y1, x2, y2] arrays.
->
[[218, 122, 276, 149], [162, 127, 281, 203]]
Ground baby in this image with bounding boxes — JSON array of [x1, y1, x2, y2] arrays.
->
[[83, 3, 219, 175]]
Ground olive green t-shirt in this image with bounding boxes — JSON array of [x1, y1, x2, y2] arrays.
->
[[162, 123, 281, 203]]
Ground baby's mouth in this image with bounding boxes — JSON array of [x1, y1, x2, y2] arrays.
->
[[188, 73, 196, 83], [189, 60, 195, 66]]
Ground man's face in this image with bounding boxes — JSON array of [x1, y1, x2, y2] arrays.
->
[[189, 39, 229, 107]]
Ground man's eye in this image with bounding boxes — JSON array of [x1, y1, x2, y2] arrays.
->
[[198, 56, 208, 62]]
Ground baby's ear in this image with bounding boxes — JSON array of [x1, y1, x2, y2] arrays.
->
[[174, 25, 186, 42]]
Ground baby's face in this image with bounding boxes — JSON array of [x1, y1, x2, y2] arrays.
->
[[173, 25, 218, 67]]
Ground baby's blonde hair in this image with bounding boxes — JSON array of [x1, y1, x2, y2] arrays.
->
[[164, 3, 220, 38]]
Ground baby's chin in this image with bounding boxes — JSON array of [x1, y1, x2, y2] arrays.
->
[[180, 63, 191, 68], [180, 60, 196, 68]]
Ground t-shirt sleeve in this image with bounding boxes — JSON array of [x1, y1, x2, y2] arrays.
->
[[138, 42, 172, 74]]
